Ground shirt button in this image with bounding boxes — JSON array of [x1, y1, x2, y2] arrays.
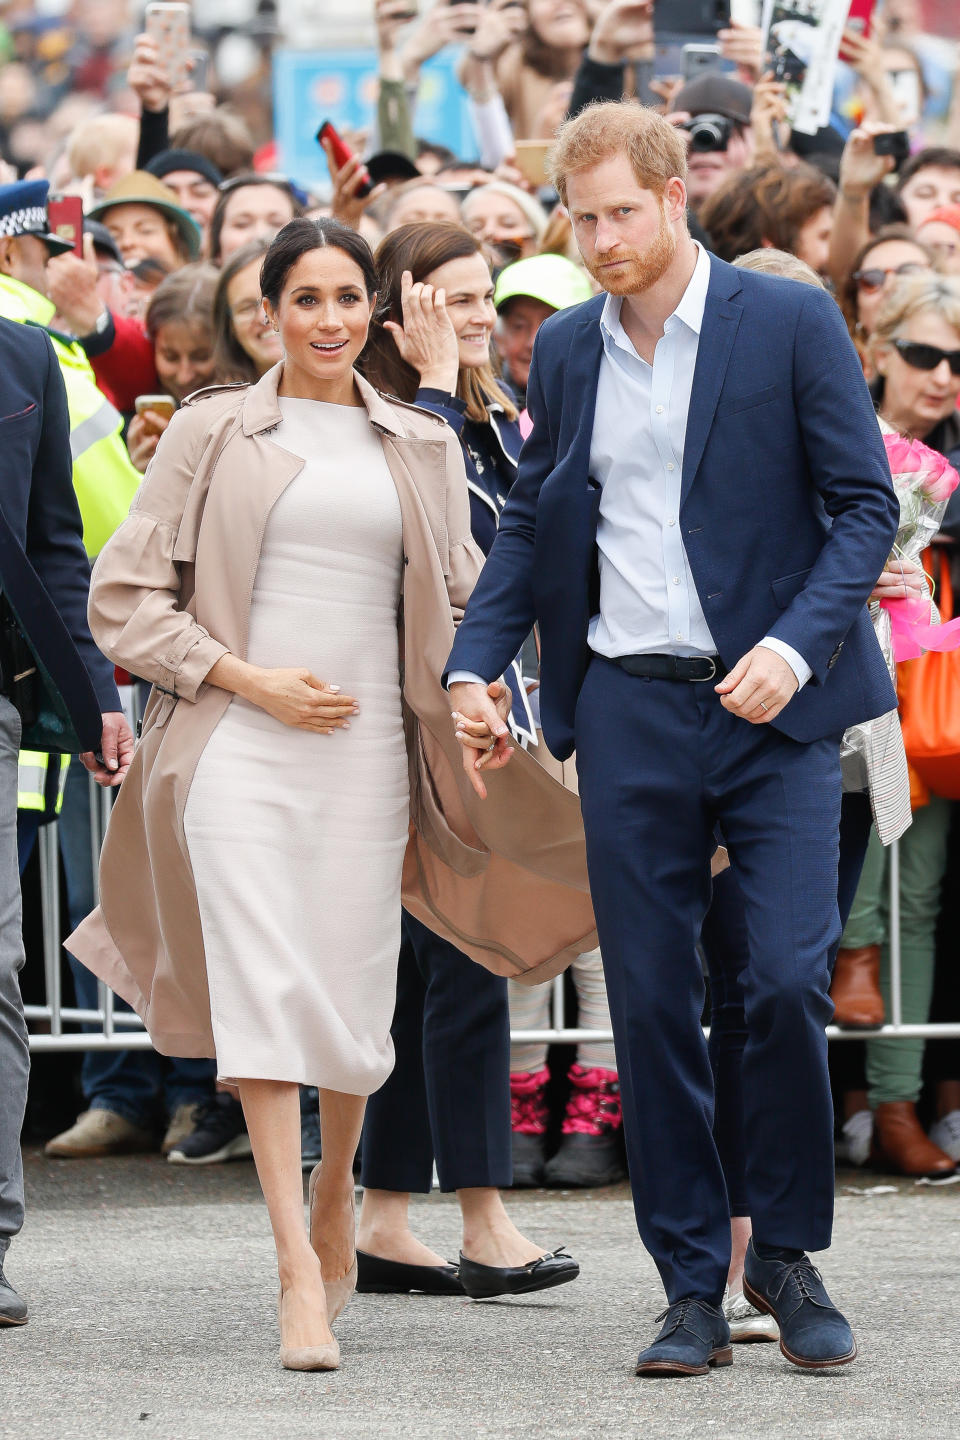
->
[[676, 632, 684, 641], [672, 576, 681, 585], [668, 518, 676, 527], [667, 462, 675, 471], [656, 405, 664, 414]]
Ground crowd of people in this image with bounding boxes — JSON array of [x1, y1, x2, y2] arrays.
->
[[1, 0, 960, 1368]]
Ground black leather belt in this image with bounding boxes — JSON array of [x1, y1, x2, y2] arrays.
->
[[613, 653, 727, 682]]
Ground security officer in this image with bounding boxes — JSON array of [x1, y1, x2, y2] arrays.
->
[[0, 282, 134, 1325]]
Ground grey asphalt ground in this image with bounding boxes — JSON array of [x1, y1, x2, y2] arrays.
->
[[2, 1149, 958, 1440]]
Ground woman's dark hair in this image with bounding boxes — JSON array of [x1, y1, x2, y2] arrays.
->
[[259, 216, 379, 309], [145, 261, 218, 342], [840, 224, 937, 338], [208, 172, 303, 264], [362, 222, 517, 425], [213, 238, 271, 384]]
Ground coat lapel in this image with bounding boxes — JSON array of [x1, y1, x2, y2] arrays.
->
[[681, 260, 743, 507], [558, 311, 604, 472]]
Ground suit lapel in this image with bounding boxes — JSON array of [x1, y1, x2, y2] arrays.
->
[[558, 313, 604, 471], [681, 261, 743, 506]]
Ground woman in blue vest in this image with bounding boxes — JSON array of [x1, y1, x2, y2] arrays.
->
[[355, 222, 576, 1300]]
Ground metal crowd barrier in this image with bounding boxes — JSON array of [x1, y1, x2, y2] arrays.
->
[[24, 779, 960, 1050]]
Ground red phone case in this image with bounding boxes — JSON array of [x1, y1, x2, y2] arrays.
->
[[317, 121, 373, 198], [840, 0, 875, 58], [47, 197, 84, 257]]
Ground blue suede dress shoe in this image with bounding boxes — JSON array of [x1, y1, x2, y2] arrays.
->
[[742, 1240, 857, 1370], [635, 1298, 732, 1377]]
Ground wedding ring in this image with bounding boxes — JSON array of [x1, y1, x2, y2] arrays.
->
[[759, 701, 769, 712]]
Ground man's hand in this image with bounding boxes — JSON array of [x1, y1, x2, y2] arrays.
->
[[588, 0, 654, 64], [715, 647, 799, 725], [718, 20, 765, 83], [450, 679, 515, 799], [82, 711, 135, 788], [45, 233, 103, 337]]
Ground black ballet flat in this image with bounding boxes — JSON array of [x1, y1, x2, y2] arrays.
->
[[458, 1247, 580, 1300], [355, 1250, 465, 1295]]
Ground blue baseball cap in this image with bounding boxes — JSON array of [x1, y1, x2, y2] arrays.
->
[[0, 178, 73, 255]]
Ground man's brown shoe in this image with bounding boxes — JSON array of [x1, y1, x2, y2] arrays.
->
[[44, 1109, 155, 1159], [871, 1102, 957, 1178], [830, 945, 884, 1029]]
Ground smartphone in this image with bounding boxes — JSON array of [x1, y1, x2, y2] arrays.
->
[[187, 48, 209, 92], [513, 140, 551, 189], [873, 130, 911, 163], [654, 0, 730, 37], [839, 0, 876, 62], [134, 394, 177, 422], [446, 0, 484, 35], [316, 121, 373, 197], [47, 195, 84, 257], [144, 2, 191, 92], [682, 42, 723, 81]]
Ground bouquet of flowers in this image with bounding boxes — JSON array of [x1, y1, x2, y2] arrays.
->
[[839, 425, 960, 803], [878, 425, 960, 662]]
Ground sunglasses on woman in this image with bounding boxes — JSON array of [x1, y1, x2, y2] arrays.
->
[[891, 338, 960, 375], [853, 261, 928, 292]]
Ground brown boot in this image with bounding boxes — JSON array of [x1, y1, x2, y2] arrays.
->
[[830, 945, 884, 1028], [872, 1102, 957, 1178]]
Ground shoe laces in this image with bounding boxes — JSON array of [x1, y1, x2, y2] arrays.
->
[[654, 1298, 717, 1337], [770, 1258, 826, 1309], [510, 1068, 550, 1135], [561, 1065, 622, 1136]]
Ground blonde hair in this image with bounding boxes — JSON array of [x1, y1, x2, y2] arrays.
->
[[461, 180, 548, 244], [548, 101, 688, 207], [869, 272, 960, 368], [733, 248, 826, 289], [66, 113, 138, 181]]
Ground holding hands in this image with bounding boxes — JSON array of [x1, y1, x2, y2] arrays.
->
[[384, 270, 461, 392], [449, 679, 515, 799]]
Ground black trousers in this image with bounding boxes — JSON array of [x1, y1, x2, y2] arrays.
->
[[360, 911, 513, 1194]]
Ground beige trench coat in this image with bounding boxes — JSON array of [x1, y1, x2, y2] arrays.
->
[[68, 365, 597, 1060]]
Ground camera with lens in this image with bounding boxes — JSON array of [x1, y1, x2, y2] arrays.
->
[[684, 113, 734, 153]]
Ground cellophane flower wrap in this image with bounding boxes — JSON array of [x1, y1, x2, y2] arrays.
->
[[839, 421, 960, 790]]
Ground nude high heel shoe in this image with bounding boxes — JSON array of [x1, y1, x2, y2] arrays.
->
[[277, 1288, 340, 1372], [308, 1162, 358, 1322]]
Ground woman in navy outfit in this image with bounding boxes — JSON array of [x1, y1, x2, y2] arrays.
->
[[355, 222, 576, 1300]]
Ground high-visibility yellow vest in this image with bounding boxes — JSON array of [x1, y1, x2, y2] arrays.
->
[[18, 750, 70, 817], [0, 273, 140, 559]]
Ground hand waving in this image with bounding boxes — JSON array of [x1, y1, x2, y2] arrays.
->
[[383, 270, 462, 393]]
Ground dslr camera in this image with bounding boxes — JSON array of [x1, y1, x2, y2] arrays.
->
[[684, 113, 735, 153]]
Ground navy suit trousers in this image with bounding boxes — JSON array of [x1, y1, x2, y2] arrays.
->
[[360, 912, 512, 1194], [574, 657, 842, 1304]]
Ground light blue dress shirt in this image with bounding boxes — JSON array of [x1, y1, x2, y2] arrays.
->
[[450, 243, 810, 691]]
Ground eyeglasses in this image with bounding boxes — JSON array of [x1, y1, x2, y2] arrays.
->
[[891, 338, 960, 375], [853, 261, 929, 292]]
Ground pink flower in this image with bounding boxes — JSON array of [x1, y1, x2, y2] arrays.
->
[[921, 446, 959, 503], [883, 430, 959, 501], [883, 433, 922, 474]]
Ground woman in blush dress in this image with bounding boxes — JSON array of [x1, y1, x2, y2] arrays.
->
[[70, 217, 596, 1371]]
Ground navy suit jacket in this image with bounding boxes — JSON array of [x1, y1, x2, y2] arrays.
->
[[0, 317, 119, 744], [446, 255, 900, 761]]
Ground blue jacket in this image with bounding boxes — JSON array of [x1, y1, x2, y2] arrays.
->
[[415, 386, 523, 556], [446, 255, 900, 761], [0, 318, 120, 744]]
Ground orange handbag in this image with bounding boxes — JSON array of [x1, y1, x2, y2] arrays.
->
[[898, 548, 960, 800]]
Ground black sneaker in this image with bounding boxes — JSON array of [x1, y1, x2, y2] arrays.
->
[[300, 1085, 322, 1172], [167, 1094, 251, 1165]]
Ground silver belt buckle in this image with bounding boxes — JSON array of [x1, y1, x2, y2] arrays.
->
[[695, 658, 717, 682]]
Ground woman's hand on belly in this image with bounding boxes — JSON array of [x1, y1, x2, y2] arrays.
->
[[207, 655, 358, 732]]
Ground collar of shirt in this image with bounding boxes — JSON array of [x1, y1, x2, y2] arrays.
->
[[598, 241, 711, 364]]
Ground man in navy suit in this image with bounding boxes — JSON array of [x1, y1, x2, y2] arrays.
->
[[0, 307, 134, 1328], [446, 102, 900, 1376]]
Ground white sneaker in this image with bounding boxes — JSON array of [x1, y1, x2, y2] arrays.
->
[[723, 1285, 779, 1343], [929, 1110, 960, 1163], [836, 1109, 873, 1167]]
